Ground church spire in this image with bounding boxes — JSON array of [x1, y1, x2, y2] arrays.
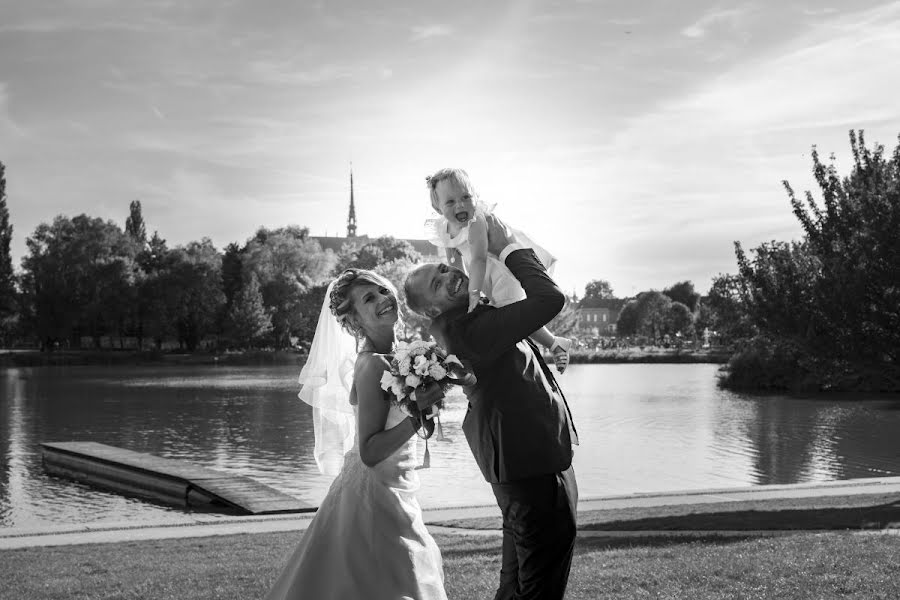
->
[[347, 164, 357, 238]]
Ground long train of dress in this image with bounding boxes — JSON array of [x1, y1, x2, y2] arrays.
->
[[265, 405, 447, 600]]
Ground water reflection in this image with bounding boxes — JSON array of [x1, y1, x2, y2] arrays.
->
[[1, 363, 899, 529]]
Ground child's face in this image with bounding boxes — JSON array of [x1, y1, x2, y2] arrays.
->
[[434, 178, 476, 226]]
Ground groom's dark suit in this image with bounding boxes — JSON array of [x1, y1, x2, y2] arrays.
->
[[429, 247, 578, 600]]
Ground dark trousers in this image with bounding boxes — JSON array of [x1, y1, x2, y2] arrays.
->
[[490, 466, 578, 600]]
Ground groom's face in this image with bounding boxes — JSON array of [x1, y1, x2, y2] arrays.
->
[[408, 262, 468, 317]]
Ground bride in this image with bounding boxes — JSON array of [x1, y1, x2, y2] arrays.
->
[[265, 268, 448, 600]]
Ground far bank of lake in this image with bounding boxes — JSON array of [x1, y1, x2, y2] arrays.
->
[[0, 346, 730, 368]]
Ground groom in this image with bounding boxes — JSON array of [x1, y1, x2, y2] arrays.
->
[[404, 214, 578, 600]]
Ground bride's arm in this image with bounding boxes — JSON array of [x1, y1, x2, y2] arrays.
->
[[355, 354, 419, 467]]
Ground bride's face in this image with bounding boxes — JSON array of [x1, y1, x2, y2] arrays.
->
[[348, 282, 398, 338]]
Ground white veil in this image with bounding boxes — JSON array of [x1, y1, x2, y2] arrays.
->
[[298, 280, 358, 476]]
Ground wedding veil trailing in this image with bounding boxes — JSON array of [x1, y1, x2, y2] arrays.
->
[[297, 280, 357, 476]]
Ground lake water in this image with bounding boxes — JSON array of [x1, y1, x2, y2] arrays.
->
[[2, 363, 899, 530]]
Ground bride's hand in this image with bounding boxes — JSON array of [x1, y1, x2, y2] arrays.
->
[[407, 404, 437, 438], [411, 381, 445, 411]]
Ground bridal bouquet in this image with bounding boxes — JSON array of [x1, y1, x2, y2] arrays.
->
[[379, 340, 476, 468], [379, 340, 475, 418]]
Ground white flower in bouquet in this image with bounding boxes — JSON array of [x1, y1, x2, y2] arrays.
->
[[427, 363, 447, 381], [398, 358, 411, 376], [405, 373, 422, 388], [413, 354, 430, 376], [408, 340, 432, 356], [394, 343, 411, 367], [379, 370, 395, 391]]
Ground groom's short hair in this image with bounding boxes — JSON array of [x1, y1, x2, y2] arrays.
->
[[403, 268, 431, 317]]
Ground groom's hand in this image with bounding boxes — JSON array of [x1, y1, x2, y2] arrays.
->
[[412, 381, 444, 411], [485, 213, 519, 258]]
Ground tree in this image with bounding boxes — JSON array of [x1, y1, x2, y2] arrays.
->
[[614, 291, 681, 340], [292, 283, 330, 351], [135, 231, 172, 349], [221, 242, 244, 311], [782, 130, 900, 366], [169, 239, 225, 351], [242, 227, 336, 348], [663, 281, 700, 313], [724, 130, 900, 390], [337, 235, 423, 272], [224, 273, 272, 348], [615, 300, 640, 338], [583, 279, 615, 301], [705, 273, 755, 344], [0, 162, 15, 341], [666, 302, 694, 339], [125, 200, 147, 245], [20, 215, 138, 348]]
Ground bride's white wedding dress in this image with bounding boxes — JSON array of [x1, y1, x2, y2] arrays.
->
[[265, 402, 447, 600]]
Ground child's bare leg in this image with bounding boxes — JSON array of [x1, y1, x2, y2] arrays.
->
[[530, 327, 571, 374]]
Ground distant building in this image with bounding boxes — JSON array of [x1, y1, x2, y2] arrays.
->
[[575, 297, 625, 337], [310, 166, 440, 259]]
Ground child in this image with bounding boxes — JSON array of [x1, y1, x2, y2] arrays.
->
[[424, 168, 571, 373]]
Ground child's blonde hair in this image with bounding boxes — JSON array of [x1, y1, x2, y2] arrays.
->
[[425, 168, 478, 213]]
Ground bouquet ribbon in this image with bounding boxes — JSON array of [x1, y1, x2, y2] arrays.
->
[[414, 368, 477, 469]]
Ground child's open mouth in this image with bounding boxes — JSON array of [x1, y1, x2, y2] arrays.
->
[[454, 211, 469, 223]]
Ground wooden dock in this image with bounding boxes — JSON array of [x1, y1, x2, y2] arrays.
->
[[41, 441, 313, 515]]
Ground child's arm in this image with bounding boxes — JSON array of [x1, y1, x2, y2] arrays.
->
[[531, 326, 571, 374], [531, 327, 555, 348], [466, 216, 489, 312]]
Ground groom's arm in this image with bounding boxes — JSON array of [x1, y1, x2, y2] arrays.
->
[[459, 247, 565, 361]]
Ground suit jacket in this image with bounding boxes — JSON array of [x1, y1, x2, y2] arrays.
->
[[430, 249, 578, 484]]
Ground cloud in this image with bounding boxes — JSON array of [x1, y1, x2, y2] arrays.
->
[[410, 24, 453, 41], [677, 4, 900, 132], [0, 82, 26, 145], [556, 2, 900, 290], [243, 59, 354, 86], [682, 7, 751, 38], [0, 17, 162, 34]]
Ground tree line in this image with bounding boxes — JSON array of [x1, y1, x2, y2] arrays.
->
[[0, 175, 428, 351]]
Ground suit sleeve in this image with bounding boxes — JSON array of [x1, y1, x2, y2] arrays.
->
[[460, 248, 564, 361]]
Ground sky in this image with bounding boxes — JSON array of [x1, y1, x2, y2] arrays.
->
[[1, 0, 899, 297]]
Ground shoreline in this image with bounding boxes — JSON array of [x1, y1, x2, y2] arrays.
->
[[0, 347, 731, 368], [3, 476, 899, 548]]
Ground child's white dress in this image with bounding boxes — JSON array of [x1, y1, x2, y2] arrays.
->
[[425, 213, 557, 308]]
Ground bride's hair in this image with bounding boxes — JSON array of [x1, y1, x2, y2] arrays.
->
[[329, 268, 400, 338]]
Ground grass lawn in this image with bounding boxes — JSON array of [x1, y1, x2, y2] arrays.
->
[[2, 530, 899, 599]]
